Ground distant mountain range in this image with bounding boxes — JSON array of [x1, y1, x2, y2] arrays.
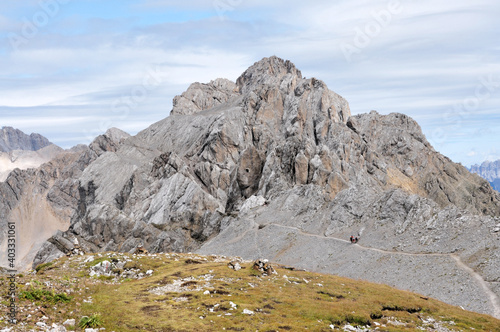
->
[[0, 126, 52, 152], [0, 127, 63, 181], [470, 160, 500, 191]]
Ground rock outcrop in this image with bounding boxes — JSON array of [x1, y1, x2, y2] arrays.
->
[[171, 78, 239, 116], [470, 160, 500, 192], [2, 56, 500, 318]]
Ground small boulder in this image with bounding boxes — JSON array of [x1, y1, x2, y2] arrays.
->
[[49, 324, 67, 332], [134, 246, 148, 255], [84, 256, 95, 263], [63, 319, 76, 326], [90, 260, 112, 277], [252, 259, 276, 275], [227, 261, 242, 271], [343, 324, 356, 331], [243, 309, 254, 315], [239, 195, 267, 213]]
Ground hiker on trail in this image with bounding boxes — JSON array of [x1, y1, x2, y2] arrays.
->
[[350, 236, 354, 243], [354, 237, 358, 243]]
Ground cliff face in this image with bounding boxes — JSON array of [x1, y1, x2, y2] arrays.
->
[[0, 129, 130, 270], [470, 160, 500, 191], [2, 57, 500, 317]]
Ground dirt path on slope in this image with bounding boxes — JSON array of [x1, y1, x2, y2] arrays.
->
[[450, 255, 500, 319], [269, 223, 500, 319]]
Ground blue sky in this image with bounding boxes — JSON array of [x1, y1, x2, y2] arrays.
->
[[0, 0, 499, 167]]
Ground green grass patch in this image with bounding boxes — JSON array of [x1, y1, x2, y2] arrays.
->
[[35, 262, 53, 273], [97, 275, 115, 281], [78, 314, 102, 329], [19, 288, 72, 304]]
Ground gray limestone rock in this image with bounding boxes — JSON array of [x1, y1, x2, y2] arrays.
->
[[171, 78, 239, 116], [89, 127, 131, 156], [3, 57, 500, 319]]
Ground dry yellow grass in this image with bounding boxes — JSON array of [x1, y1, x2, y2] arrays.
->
[[1, 252, 499, 331]]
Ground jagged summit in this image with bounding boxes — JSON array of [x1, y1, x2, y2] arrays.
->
[[236, 56, 303, 94], [170, 56, 349, 126], [170, 56, 303, 116], [0, 126, 52, 152]]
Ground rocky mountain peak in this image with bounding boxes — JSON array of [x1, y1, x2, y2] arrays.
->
[[236, 55, 303, 95], [0, 126, 52, 152], [170, 56, 348, 130]]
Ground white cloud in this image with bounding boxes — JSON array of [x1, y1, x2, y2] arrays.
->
[[0, 0, 499, 164], [1, 116, 90, 127], [0, 46, 250, 107]]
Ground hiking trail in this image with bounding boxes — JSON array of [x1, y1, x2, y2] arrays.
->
[[268, 223, 500, 319]]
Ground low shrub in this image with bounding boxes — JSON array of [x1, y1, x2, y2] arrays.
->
[[78, 314, 102, 329], [19, 288, 71, 304]]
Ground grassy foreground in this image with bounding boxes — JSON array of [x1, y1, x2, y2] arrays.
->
[[1, 252, 499, 331]]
